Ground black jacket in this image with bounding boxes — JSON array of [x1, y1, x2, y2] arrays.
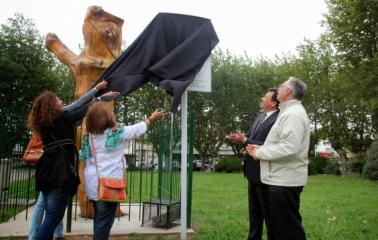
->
[[243, 111, 279, 184], [95, 13, 219, 112], [35, 89, 97, 195]]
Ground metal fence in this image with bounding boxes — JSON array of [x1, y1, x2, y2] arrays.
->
[[0, 111, 194, 229]]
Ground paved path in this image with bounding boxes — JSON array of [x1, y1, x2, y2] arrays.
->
[[0, 204, 192, 238]]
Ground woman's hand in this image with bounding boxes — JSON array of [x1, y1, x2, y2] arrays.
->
[[99, 91, 120, 101], [149, 109, 167, 121], [145, 109, 167, 127], [94, 80, 108, 90]]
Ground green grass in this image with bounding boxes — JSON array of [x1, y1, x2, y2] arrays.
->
[[189, 173, 378, 240], [1, 172, 377, 239], [126, 169, 181, 203], [8, 176, 35, 199]]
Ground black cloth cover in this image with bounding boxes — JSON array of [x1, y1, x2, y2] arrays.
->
[[95, 12, 219, 112]]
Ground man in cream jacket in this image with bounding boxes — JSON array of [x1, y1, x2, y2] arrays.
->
[[247, 77, 310, 240]]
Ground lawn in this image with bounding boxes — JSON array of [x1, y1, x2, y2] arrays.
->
[[1, 172, 377, 240], [190, 173, 378, 240]]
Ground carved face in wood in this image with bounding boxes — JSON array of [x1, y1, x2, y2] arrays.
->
[[83, 6, 124, 58]]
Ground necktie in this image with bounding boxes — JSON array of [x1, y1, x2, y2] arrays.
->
[[256, 113, 267, 131]]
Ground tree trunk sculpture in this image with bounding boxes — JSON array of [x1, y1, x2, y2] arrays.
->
[[45, 6, 124, 218]]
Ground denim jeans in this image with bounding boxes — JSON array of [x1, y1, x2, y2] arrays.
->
[[93, 201, 118, 240], [28, 192, 64, 240], [36, 186, 70, 240], [28, 192, 63, 240]]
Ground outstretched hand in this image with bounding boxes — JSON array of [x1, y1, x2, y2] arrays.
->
[[99, 91, 120, 101], [95, 80, 108, 90], [149, 109, 167, 121]]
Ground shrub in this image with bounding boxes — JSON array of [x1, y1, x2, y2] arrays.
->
[[324, 158, 341, 175], [215, 156, 242, 173], [308, 156, 328, 175], [363, 141, 378, 181], [350, 152, 367, 174]]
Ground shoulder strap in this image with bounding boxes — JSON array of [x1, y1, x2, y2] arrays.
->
[[89, 134, 100, 178], [48, 132, 79, 178]]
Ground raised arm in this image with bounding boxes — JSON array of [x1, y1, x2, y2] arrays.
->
[[64, 88, 98, 112], [64, 80, 108, 111], [123, 109, 167, 140]]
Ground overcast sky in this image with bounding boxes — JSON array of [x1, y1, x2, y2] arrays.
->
[[1, 0, 328, 59]]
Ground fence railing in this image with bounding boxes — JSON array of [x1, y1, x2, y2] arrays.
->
[[0, 111, 195, 229]]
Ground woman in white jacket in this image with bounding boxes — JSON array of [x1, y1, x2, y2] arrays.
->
[[79, 102, 165, 240]]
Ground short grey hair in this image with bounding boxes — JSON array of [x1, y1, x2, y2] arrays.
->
[[286, 77, 307, 100]]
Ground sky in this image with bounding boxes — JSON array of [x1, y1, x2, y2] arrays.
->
[[0, 0, 328, 59]]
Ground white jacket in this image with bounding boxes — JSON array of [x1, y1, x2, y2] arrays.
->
[[84, 122, 147, 200], [255, 99, 310, 186]]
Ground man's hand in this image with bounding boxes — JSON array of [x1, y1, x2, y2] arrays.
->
[[225, 129, 246, 144], [246, 144, 260, 160]]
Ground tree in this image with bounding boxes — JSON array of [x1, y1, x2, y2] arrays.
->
[[0, 13, 73, 155], [325, 0, 378, 63], [324, 0, 378, 136], [275, 35, 374, 174], [187, 49, 279, 170]]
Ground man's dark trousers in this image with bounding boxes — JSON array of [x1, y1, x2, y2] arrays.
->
[[263, 185, 306, 240], [247, 181, 266, 240], [244, 111, 279, 240]]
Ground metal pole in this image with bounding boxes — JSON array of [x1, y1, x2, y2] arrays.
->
[[180, 90, 188, 240], [187, 112, 195, 228]]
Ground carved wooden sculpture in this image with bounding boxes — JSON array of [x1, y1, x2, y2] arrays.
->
[[45, 6, 124, 218]]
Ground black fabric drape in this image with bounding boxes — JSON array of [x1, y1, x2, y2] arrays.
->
[[95, 12, 219, 112]]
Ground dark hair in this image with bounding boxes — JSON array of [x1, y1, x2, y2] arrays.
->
[[85, 102, 116, 134], [27, 91, 63, 136], [268, 88, 279, 107]]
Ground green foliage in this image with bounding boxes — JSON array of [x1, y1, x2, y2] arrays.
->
[[114, 83, 171, 125], [188, 49, 280, 161], [324, 158, 342, 175], [308, 156, 341, 176], [350, 152, 368, 174], [308, 156, 328, 175], [215, 156, 242, 173], [363, 141, 378, 180], [277, 35, 375, 154], [324, 0, 378, 63], [324, 0, 378, 136], [0, 13, 73, 155]]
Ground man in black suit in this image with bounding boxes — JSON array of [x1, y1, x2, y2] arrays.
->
[[226, 88, 279, 240]]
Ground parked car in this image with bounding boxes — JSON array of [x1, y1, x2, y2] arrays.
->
[[193, 160, 201, 171]]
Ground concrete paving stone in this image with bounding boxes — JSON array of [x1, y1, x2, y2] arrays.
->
[[0, 204, 193, 238]]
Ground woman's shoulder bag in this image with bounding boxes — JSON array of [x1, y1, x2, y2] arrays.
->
[[22, 132, 43, 165]]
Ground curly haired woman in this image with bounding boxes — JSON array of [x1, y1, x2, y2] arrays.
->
[[27, 80, 118, 240]]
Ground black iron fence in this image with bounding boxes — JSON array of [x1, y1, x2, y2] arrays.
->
[[0, 111, 195, 229]]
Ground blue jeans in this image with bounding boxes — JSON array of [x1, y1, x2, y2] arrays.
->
[[93, 201, 118, 240], [29, 192, 64, 240], [36, 186, 70, 240]]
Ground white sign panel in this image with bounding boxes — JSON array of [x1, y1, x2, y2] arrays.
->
[[187, 56, 212, 92]]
